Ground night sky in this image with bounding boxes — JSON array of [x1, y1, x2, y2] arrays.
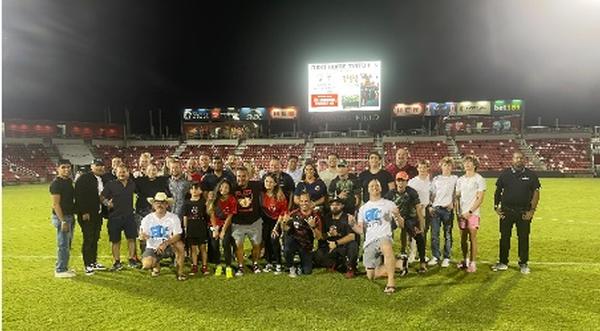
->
[[3, 0, 600, 134]]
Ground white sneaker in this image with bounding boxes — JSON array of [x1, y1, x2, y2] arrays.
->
[[263, 263, 273, 273], [519, 263, 531, 274], [55, 270, 76, 278], [273, 264, 282, 275], [441, 258, 450, 268], [289, 266, 297, 278], [427, 257, 439, 266], [492, 263, 509, 272]]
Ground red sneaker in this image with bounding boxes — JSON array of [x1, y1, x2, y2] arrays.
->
[[189, 265, 198, 276], [201, 265, 210, 275], [344, 268, 355, 279]]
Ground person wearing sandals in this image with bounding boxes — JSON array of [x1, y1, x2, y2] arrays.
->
[[356, 179, 402, 294], [140, 192, 187, 281], [455, 155, 486, 273], [384, 171, 428, 274]]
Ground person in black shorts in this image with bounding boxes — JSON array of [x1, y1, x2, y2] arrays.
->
[[100, 164, 139, 271], [183, 183, 210, 276]]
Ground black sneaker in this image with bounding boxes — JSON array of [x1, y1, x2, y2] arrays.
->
[[128, 258, 141, 269], [110, 261, 123, 272], [85, 265, 95, 276], [92, 262, 107, 271]]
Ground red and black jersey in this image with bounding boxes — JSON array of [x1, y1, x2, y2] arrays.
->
[[233, 181, 262, 225], [260, 192, 288, 221], [286, 209, 322, 251]]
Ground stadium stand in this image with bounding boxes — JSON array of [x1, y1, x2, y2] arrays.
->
[[2, 143, 58, 184], [527, 138, 592, 174], [383, 140, 449, 172]]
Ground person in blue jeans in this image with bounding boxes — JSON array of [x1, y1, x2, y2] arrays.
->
[[49, 159, 77, 278], [428, 157, 458, 268]]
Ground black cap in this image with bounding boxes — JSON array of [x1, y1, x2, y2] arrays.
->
[[329, 196, 345, 204], [92, 158, 105, 166], [58, 159, 71, 165]]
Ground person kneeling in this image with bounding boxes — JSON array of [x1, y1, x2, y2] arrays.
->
[[140, 192, 187, 281]]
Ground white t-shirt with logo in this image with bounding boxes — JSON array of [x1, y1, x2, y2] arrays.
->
[[358, 198, 397, 247], [456, 173, 486, 216], [431, 174, 458, 207], [408, 176, 432, 207], [140, 211, 183, 249]]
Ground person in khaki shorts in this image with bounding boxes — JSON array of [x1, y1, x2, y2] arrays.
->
[[231, 167, 264, 276], [355, 179, 403, 295]]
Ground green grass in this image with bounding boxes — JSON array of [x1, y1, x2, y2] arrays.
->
[[3, 179, 600, 330]]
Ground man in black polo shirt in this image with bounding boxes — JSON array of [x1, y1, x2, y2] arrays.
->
[[101, 164, 139, 271], [50, 159, 76, 278], [492, 151, 541, 274]]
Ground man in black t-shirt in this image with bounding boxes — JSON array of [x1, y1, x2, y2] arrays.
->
[[359, 152, 395, 203], [50, 159, 76, 278], [231, 166, 263, 276], [328, 159, 361, 215], [492, 151, 541, 274], [313, 197, 359, 278], [101, 165, 139, 271]]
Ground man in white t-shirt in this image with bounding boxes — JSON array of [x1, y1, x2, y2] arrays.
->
[[429, 157, 458, 267], [455, 155, 486, 273], [407, 160, 432, 263], [140, 192, 186, 280], [356, 179, 401, 294]]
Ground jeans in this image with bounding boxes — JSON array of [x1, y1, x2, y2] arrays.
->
[[209, 226, 235, 266], [499, 209, 531, 265], [430, 207, 453, 259], [283, 235, 313, 274], [78, 212, 102, 267], [52, 214, 75, 272]]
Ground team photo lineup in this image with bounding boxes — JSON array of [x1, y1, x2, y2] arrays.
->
[[49, 147, 540, 294]]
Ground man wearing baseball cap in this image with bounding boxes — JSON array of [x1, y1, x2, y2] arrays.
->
[[328, 159, 361, 216], [384, 171, 428, 274], [314, 196, 360, 278], [139, 192, 186, 280]]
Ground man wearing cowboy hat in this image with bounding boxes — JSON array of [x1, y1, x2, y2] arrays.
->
[[140, 192, 187, 280]]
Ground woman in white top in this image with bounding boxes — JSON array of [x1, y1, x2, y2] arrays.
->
[[455, 155, 486, 273]]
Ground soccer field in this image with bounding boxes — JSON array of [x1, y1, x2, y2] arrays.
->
[[2, 179, 600, 330]]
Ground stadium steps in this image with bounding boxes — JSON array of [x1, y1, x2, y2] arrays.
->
[[235, 140, 247, 156], [374, 136, 384, 156], [303, 138, 314, 161], [517, 136, 547, 171], [446, 137, 463, 169], [56, 143, 95, 166]]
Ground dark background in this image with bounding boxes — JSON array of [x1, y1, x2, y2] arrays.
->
[[3, 0, 600, 135]]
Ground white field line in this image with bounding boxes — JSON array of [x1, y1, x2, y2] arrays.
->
[[4, 255, 600, 267]]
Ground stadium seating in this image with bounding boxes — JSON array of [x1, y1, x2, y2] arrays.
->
[[383, 141, 449, 172], [93, 145, 176, 171], [454, 139, 523, 171], [2, 144, 58, 183], [241, 143, 305, 170], [527, 138, 592, 173], [313, 143, 373, 173]]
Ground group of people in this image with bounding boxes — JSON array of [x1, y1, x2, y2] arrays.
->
[[49, 147, 540, 294]]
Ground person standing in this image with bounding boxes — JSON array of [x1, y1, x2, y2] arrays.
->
[[294, 162, 328, 209], [101, 165, 139, 271], [492, 151, 541, 274], [260, 173, 289, 274], [50, 159, 77, 278], [168, 159, 191, 220], [385, 148, 418, 179], [358, 152, 395, 203], [231, 166, 264, 276], [319, 152, 339, 188], [455, 155, 486, 273], [429, 157, 458, 267], [407, 160, 432, 263], [264, 156, 295, 204], [328, 159, 361, 216], [285, 155, 303, 185], [74, 158, 107, 275]]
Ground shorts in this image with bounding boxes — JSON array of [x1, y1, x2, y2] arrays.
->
[[142, 246, 174, 261], [459, 215, 480, 230], [363, 236, 393, 269], [186, 220, 208, 244], [107, 215, 137, 243], [231, 219, 263, 245]]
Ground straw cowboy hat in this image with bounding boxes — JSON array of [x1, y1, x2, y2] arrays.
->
[[147, 192, 174, 205]]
